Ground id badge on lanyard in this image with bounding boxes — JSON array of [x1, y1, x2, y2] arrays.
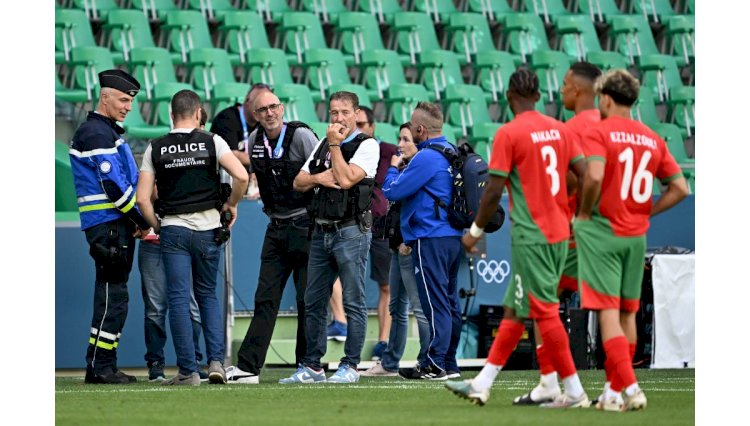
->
[[263, 123, 287, 159], [238, 106, 250, 152]]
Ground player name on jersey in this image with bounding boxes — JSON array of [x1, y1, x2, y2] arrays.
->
[[530, 129, 561, 143], [609, 132, 657, 149], [160, 142, 207, 155]]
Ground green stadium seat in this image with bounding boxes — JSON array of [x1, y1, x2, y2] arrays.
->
[[56, 71, 89, 104], [386, 83, 433, 125], [333, 12, 387, 67], [161, 10, 215, 64], [328, 83, 374, 108], [465, 0, 514, 25], [274, 84, 320, 123], [122, 97, 171, 140], [629, 0, 676, 24], [651, 122, 694, 185], [56, 9, 97, 65], [151, 82, 197, 126], [445, 12, 497, 65], [186, 0, 237, 22], [390, 12, 442, 66], [308, 122, 329, 140], [571, 0, 621, 24], [217, 11, 271, 67], [443, 84, 492, 138], [520, 0, 571, 25], [530, 50, 571, 104], [103, 9, 156, 65], [300, 0, 348, 25], [416, 50, 465, 102], [128, 47, 179, 102], [302, 48, 353, 103], [278, 12, 328, 66], [244, 48, 294, 88], [630, 87, 660, 128], [638, 53, 683, 104], [355, 0, 403, 26], [373, 122, 399, 144], [686, 0, 694, 14], [585, 50, 629, 71], [554, 14, 603, 61], [72, 0, 120, 22], [69, 46, 116, 102], [130, 0, 179, 23], [56, 141, 79, 213], [473, 50, 517, 111], [664, 15, 694, 67], [467, 121, 501, 160], [667, 85, 694, 138], [608, 14, 660, 66], [442, 122, 463, 143], [359, 49, 408, 101], [411, 0, 459, 24], [187, 48, 238, 101], [210, 82, 251, 116], [241, 0, 291, 24], [501, 13, 550, 64]]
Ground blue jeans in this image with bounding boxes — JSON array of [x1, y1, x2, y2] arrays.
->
[[138, 240, 204, 366], [159, 226, 224, 375], [303, 224, 371, 370], [380, 250, 430, 372]]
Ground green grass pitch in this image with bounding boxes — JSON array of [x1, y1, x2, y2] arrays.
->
[[55, 368, 693, 425]]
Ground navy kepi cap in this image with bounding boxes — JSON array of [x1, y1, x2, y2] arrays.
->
[[98, 69, 140, 97]]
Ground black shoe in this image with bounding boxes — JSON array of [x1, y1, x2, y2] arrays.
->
[[446, 370, 461, 379], [398, 364, 447, 381], [85, 369, 135, 384], [148, 362, 166, 382], [198, 369, 209, 381]]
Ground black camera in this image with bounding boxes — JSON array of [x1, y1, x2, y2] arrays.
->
[[215, 210, 232, 244]]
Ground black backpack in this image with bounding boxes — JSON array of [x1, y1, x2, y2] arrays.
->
[[423, 143, 505, 233]]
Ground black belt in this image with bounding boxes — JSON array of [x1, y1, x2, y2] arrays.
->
[[270, 214, 308, 226], [315, 218, 357, 233]]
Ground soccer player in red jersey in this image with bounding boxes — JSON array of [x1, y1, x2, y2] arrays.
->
[[514, 62, 604, 406], [575, 69, 689, 411], [444, 69, 589, 408]]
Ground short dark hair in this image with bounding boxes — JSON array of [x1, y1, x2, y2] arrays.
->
[[171, 89, 202, 120], [569, 61, 602, 82], [595, 69, 640, 106], [329, 91, 359, 110], [399, 121, 411, 131], [414, 101, 443, 122], [359, 105, 374, 124], [508, 68, 539, 98], [199, 107, 207, 126]]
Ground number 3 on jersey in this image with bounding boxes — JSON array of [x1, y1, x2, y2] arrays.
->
[[618, 147, 653, 203], [540, 145, 560, 196]]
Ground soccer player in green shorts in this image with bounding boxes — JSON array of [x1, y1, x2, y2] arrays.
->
[[576, 69, 688, 411], [444, 69, 589, 408], [513, 61, 604, 406]]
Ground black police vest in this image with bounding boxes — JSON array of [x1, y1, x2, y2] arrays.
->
[[151, 130, 221, 215], [249, 121, 314, 215], [308, 133, 375, 221]]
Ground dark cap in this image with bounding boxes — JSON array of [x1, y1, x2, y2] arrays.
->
[[98, 69, 140, 97]]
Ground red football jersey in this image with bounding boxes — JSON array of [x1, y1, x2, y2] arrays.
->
[[565, 109, 601, 219], [489, 111, 585, 245], [580, 116, 683, 236]]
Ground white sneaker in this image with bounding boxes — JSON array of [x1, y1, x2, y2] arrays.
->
[[444, 380, 491, 406], [623, 389, 647, 411], [225, 365, 259, 384], [595, 394, 625, 412], [359, 361, 398, 377], [540, 392, 591, 409], [513, 379, 562, 405]]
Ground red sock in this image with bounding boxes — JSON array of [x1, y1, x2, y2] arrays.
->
[[629, 342, 636, 361], [603, 336, 637, 392], [536, 316, 576, 379], [536, 344, 555, 375], [487, 320, 525, 366]]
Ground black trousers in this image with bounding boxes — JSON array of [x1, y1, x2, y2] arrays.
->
[[237, 214, 310, 374], [83, 217, 135, 374]]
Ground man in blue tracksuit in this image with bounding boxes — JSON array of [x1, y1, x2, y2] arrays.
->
[[382, 102, 463, 380]]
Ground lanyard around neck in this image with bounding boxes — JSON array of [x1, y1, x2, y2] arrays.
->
[[263, 123, 287, 159]]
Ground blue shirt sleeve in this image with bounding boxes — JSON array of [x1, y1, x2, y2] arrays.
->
[[382, 150, 438, 201]]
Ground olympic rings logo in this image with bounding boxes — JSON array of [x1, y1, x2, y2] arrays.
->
[[476, 259, 511, 284]]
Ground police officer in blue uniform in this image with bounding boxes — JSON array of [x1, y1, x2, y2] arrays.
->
[[69, 69, 152, 384]]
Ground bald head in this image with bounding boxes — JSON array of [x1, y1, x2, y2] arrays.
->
[[253, 91, 284, 134]]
